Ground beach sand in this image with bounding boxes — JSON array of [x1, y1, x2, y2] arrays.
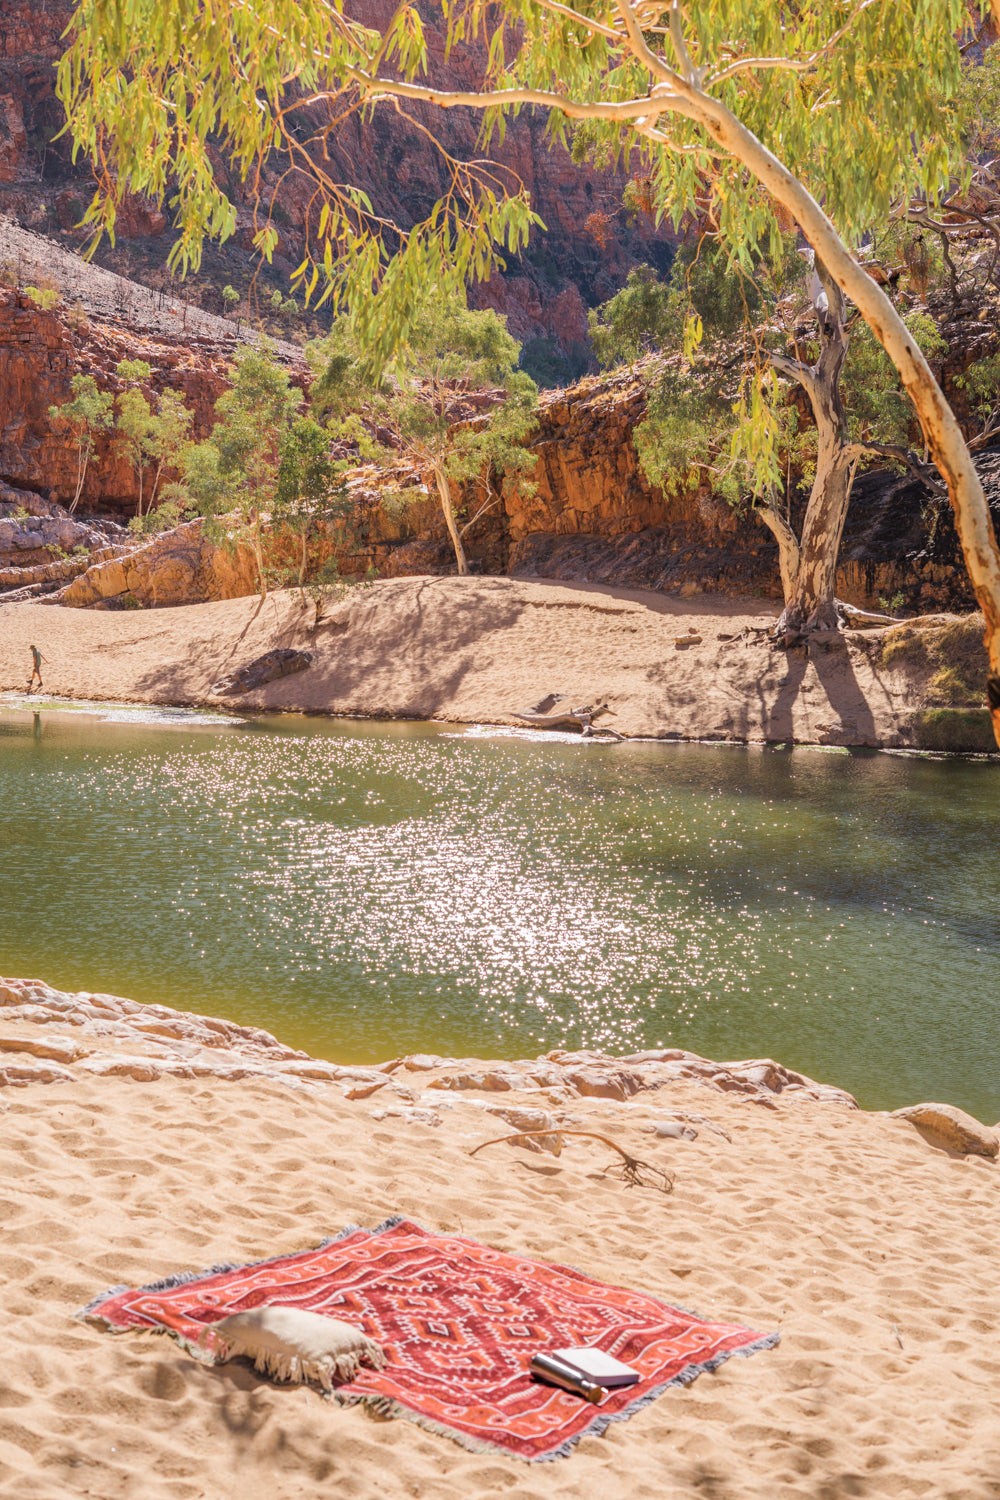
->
[[0, 576, 967, 747], [0, 978, 998, 1499]]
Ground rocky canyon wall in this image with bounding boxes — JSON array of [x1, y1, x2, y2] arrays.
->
[[0, 285, 233, 508], [0, 0, 674, 355]]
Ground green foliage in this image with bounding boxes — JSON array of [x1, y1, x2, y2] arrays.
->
[[606, 233, 950, 514], [57, 0, 978, 367], [127, 491, 191, 537], [184, 345, 302, 594], [24, 286, 59, 311], [117, 358, 153, 385], [314, 291, 537, 571], [274, 416, 347, 596], [593, 239, 805, 502], [113, 359, 194, 517], [588, 264, 674, 368], [955, 353, 1000, 435], [842, 313, 948, 450], [958, 34, 1000, 158], [48, 373, 114, 510]]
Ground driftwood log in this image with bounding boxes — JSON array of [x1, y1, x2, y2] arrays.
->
[[469, 1129, 674, 1194]]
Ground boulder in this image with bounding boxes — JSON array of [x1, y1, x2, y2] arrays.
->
[[564, 1067, 644, 1102], [211, 649, 313, 695], [892, 1102, 998, 1159]]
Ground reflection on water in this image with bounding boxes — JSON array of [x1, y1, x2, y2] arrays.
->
[[1, 705, 998, 1118]]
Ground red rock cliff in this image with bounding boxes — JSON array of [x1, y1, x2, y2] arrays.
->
[[0, 287, 231, 508], [0, 0, 673, 352]]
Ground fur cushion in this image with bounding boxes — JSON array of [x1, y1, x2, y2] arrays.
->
[[206, 1306, 386, 1391]]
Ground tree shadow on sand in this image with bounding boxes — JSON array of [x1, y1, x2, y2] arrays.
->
[[129, 577, 529, 721], [731, 635, 879, 746]]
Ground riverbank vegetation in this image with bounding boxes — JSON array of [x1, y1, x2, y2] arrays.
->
[[55, 0, 1000, 745]]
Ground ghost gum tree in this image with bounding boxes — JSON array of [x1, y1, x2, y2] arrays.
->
[[599, 245, 951, 638], [58, 0, 1000, 744]]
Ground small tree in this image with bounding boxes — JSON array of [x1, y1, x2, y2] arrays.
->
[[115, 359, 157, 517], [275, 417, 346, 598], [185, 345, 301, 595], [222, 284, 241, 332], [115, 359, 194, 518], [315, 296, 537, 575], [48, 374, 114, 512]]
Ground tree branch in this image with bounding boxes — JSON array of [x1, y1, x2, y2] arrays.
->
[[350, 69, 679, 122], [608, 0, 684, 88], [854, 441, 946, 493], [770, 349, 817, 396]]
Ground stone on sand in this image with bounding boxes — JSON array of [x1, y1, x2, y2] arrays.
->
[[892, 1102, 999, 1159]]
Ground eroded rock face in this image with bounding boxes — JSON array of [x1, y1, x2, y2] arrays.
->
[[0, 94, 27, 183], [0, 482, 117, 564], [56, 520, 257, 608], [0, 288, 232, 511]]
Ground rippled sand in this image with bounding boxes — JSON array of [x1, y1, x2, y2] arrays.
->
[[1, 985, 998, 1498]]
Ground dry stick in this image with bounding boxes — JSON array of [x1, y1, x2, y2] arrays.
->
[[469, 1130, 674, 1194]]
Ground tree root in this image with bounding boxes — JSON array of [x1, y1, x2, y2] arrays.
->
[[469, 1129, 674, 1194], [750, 598, 907, 654]]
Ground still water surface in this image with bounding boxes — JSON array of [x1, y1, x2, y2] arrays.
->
[[1, 700, 997, 1118]]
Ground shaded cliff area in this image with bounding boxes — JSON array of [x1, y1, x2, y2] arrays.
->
[[0, 0, 674, 365], [2, 241, 999, 619]]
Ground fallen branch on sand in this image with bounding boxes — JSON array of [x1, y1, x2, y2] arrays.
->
[[469, 1129, 674, 1193]]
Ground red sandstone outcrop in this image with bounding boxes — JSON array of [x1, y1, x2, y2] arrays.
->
[[54, 520, 257, 609], [0, 284, 234, 509]]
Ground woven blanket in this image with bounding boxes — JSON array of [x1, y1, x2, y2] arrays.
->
[[83, 1216, 778, 1461]]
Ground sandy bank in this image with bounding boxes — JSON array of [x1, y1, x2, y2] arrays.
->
[[0, 976, 998, 1499], [1, 576, 991, 749]]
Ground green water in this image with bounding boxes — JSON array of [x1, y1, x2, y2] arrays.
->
[[1, 699, 998, 1119]]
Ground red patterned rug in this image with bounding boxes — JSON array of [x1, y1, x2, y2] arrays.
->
[[82, 1216, 778, 1461]]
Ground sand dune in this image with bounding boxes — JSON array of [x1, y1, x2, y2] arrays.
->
[[0, 978, 998, 1498]]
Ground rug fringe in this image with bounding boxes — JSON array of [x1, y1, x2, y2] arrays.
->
[[333, 1390, 514, 1458], [78, 1224, 407, 1325]]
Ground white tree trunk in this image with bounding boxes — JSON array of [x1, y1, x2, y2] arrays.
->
[[698, 100, 1000, 741], [70, 441, 89, 514], [756, 500, 800, 604], [434, 467, 469, 575]]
